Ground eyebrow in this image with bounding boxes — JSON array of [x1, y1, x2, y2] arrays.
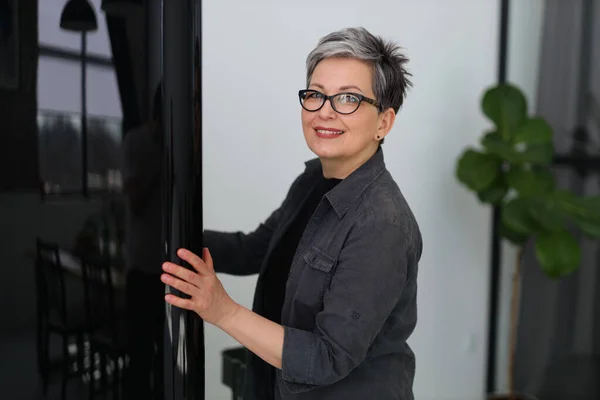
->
[[310, 83, 365, 93]]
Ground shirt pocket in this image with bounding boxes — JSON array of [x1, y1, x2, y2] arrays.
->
[[293, 246, 337, 311]]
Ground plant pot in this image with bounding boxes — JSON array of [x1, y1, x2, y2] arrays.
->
[[487, 394, 538, 400]]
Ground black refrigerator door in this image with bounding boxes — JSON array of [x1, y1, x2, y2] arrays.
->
[[159, 0, 205, 399]]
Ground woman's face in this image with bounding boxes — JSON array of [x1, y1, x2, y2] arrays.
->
[[301, 57, 394, 174]]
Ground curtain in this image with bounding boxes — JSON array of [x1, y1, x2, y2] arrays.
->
[[514, 1, 600, 399]]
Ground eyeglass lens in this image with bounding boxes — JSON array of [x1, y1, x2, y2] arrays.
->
[[301, 91, 362, 114]]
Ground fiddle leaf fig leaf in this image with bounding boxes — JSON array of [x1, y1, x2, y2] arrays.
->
[[535, 230, 581, 278], [514, 117, 553, 145], [482, 84, 527, 141], [477, 173, 508, 205], [481, 132, 521, 162], [499, 221, 528, 246], [517, 143, 554, 165], [454, 82, 592, 282], [501, 197, 537, 236], [571, 215, 600, 238], [505, 166, 555, 196], [456, 149, 501, 192], [528, 196, 566, 233], [558, 195, 600, 239]]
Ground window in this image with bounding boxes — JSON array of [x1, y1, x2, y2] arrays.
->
[[37, 0, 123, 196], [37, 110, 123, 194]]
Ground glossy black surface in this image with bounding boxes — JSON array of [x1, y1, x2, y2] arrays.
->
[[0, 0, 205, 398], [162, 0, 205, 399]]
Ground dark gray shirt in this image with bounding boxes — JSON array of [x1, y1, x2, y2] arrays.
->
[[204, 147, 422, 400]]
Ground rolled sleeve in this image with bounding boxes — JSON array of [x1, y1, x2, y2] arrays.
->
[[280, 215, 412, 393], [281, 326, 317, 386]]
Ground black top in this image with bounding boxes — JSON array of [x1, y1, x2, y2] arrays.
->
[[261, 174, 341, 399], [262, 175, 342, 325]]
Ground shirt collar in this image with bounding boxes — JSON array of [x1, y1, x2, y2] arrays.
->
[[304, 147, 387, 218]]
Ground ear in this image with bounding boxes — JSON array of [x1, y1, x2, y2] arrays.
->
[[375, 108, 396, 141]]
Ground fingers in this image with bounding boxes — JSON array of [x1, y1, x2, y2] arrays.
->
[[161, 248, 216, 315], [177, 248, 210, 275], [164, 293, 195, 310], [162, 262, 201, 288], [161, 271, 198, 298]]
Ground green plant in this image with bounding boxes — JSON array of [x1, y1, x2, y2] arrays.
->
[[455, 83, 600, 398]]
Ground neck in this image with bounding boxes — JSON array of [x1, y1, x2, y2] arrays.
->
[[321, 146, 378, 179]]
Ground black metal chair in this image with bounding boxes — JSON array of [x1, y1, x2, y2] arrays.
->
[[34, 238, 86, 399]]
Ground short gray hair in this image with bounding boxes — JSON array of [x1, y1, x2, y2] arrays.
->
[[306, 27, 412, 114]]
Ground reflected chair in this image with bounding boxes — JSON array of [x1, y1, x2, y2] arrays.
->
[[81, 255, 128, 399], [34, 238, 86, 399]]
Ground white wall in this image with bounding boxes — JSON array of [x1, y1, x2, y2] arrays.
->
[[202, 1, 497, 399], [201, 1, 545, 399]]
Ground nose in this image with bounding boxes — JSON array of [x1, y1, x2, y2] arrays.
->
[[318, 97, 337, 119]]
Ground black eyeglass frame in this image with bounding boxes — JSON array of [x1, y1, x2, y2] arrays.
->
[[298, 89, 381, 115]]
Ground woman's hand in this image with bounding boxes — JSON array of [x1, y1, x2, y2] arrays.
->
[[161, 247, 240, 327], [163, 248, 285, 370]]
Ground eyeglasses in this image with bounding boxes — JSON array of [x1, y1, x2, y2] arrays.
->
[[298, 89, 380, 115]]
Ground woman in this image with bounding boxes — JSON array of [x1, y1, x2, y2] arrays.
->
[[161, 27, 423, 400]]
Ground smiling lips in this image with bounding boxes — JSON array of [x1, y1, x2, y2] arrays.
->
[[315, 126, 345, 139]]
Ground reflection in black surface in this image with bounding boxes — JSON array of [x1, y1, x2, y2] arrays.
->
[[0, 0, 203, 398], [38, 110, 122, 195], [161, 1, 205, 399], [122, 82, 165, 398]]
